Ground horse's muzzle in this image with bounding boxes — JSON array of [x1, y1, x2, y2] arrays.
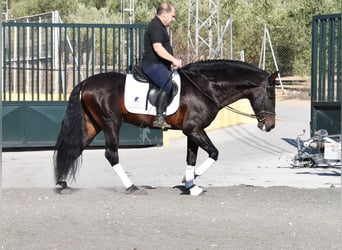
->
[[257, 117, 275, 132]]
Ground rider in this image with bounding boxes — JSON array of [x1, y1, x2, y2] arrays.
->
[[141, 2, 182, 129]]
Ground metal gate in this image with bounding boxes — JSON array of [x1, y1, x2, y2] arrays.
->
[[311, 13, 341, 136], [2, 22, 162, 148]]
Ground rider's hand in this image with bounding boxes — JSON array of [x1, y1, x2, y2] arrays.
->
[[172, 58, 182, 69]]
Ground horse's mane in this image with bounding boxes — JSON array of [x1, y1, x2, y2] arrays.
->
[[182, 59, 266, 75]]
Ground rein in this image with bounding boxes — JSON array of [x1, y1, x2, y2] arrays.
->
[[223, 105, 257, 119], [179, 68, 275, 122]]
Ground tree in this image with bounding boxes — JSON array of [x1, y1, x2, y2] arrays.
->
[[9, 0, 78, 18], [7, 0, 341, 75]]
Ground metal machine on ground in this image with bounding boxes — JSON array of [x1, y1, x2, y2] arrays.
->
[[292, 129, 341, 168]]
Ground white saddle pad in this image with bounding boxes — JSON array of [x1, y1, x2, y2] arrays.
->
[[124, 71, 181, 116]]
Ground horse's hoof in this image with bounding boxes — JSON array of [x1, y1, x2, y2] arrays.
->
[[189, 185, 205, 196], [57, 180, 68, 189], [55, 181, 71, 195], [126, 185, 147, 195]]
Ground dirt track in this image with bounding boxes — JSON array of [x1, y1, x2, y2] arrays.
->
[[2, 186, 341, 250]]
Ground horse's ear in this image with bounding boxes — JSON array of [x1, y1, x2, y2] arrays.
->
[[268, 71, 279, 85]]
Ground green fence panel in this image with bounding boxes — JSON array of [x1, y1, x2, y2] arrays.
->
[[2, 22, 162, 148], [311, 14, 341, 136], [2, 22, 147, 101], [2, 102, 163, 148]]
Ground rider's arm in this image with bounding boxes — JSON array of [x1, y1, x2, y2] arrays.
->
[[152, 43, 182, 68]]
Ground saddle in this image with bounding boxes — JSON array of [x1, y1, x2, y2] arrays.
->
[[132, 65, 178, 109]]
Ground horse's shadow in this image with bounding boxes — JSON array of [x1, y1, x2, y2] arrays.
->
[[221, 125, 298, 156], [296, 170, 341, 176], [172, 185, 207, 195], [281, 138, 298, 148], [53, 185, 157, 195], [54, 186, 78, 195], [172, 185, 189, 195]]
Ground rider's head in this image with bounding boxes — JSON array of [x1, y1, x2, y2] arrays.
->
[[156, 3, 176, 27]]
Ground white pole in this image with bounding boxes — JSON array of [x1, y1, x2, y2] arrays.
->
[[216, 16, 232, 59], [13, 26, 17, 94], [0, 12, 2, 168], [195, 0, 199, 57], [26, 20, 30, 96], [262, 25, 266, 70], [53, 11, 60, 95], [208, 0, 213, 58], [240, 50, 244, 62], [259, 25, 266, 69], [39, 16, 42, 94], [266, 28, 284, 92], [229, 15, 233, 59], [187, 0, 191, 61]]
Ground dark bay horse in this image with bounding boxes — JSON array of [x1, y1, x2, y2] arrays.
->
[[54, 59, 278, 195]]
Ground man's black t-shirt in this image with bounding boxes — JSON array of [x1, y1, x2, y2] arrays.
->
[[142, 16, 173, 69]]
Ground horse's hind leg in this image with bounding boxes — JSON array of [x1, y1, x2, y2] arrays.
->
[[103, 130, 133, 189], [102, 123, 142, 194], [55, 117, 98, 193]]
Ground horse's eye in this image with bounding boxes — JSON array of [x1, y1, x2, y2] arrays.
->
[[266, 86, 275, 99]]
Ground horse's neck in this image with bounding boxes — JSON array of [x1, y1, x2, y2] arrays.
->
[[182, 69, 261, 108], [211, 81, 255, 108]]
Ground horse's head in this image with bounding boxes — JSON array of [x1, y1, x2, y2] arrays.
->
[[250, 72, 278, 132]]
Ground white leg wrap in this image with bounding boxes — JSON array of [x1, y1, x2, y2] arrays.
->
[[185, 166, 195, 189], [113, 163, 133, 189], [190, 185, 204, 196], [194, 158, 216, 176]]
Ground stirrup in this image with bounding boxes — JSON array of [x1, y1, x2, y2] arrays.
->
[[153, 116, 171, 129]]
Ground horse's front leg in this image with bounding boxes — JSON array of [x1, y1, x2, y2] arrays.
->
[[184, 137, 201, 194], [184, 129, 218, 195]]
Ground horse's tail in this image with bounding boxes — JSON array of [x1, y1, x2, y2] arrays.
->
[[53, 82, 85, 184]]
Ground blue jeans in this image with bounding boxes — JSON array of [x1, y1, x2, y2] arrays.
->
[[141, 63, 172, 93]]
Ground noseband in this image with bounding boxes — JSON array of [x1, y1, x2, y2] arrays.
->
[[255, 110, 276, 123]]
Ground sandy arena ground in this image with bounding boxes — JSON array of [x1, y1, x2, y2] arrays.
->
[[2, 99, 341, 250]]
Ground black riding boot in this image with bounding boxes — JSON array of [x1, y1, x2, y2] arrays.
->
[[153, 90, 171, 129]]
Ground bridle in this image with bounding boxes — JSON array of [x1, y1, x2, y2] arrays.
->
[[179, 68, 276, 123]]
